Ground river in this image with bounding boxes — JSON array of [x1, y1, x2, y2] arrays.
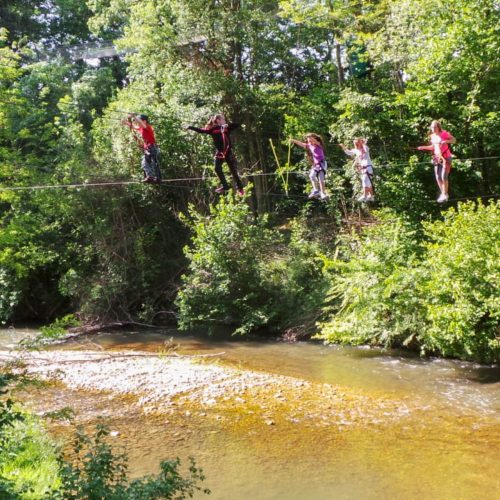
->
[[1, 327, 499, 499]]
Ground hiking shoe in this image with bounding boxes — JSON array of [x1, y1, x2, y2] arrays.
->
[[437, 193, 447, 203], [237, 188, 245, 196], [142, 176, 155, 183], [308, 190, 320, 199], [215, 186, 227, 194], [365, 194, 375, 202], [357, 195, 367, 202], [320, 192, 329, 200]]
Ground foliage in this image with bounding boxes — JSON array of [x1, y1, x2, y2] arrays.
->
[[176, 196, 281, 334], [176, 194, 328, 335], [0, 371, 209, 499], [318, 201, 499, 363], [21, 314, 81, 348], [318, 209, 425, 348], [0, 373, 61, 499], [0, 410, 61, 499], [56, 422, 210, 500], [419, 200, 499, 362]]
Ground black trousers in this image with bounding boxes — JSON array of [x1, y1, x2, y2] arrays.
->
[[214, 151, 243, 190]]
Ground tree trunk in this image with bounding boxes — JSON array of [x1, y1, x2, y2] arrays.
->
[[335, 43, 345, 86]]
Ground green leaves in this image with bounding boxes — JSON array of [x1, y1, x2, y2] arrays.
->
[[177, 195, 328, 335], [318, 201, 500, 363], [420, 200, 500, 362]]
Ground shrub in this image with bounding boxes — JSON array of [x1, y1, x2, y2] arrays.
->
[[318, 210, 425, 348], [176, 196, 329, 335], [0, 383, 60, 499], [176, 196, 279, 334], [57, 423, 209, 500], [419, 200, 499, 363], [0, 372, 209, 499], [318, 201, 500, 363]]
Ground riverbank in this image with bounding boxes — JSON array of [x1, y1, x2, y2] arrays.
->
[[0, 349, 413, 429], [1, 344, 499, 499]]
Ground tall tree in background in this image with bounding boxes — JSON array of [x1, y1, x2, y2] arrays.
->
[[89, 0, 341, 210]]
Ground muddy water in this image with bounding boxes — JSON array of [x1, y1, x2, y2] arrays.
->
[[3, 327, 500, 499]]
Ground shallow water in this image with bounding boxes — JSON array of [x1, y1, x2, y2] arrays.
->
[[74, 329, 500, 415], [3, 327, 500, 499]]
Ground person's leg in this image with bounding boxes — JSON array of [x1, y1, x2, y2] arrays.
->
[[434, 163, 445, 199], [365, 167, 375, 199], [317, 170, 328, 198], [151, 145, 162, 182], [141, 150, 155, 180], [359, 171, 371, 201], [442, 158, 451, 198], [309, 169, 320, 197], [435, 162, 450, 201], [225, 152, 244, 191], [214, 156, 230, 191]]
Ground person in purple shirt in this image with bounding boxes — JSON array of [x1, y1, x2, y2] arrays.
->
[[186, 114, 244, 195], [291, 133, 329, 200]]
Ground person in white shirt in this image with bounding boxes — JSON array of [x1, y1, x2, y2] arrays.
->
[[340, 138, 375, 202]]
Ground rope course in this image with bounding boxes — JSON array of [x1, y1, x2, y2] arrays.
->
[[0, 155, 497, 193]]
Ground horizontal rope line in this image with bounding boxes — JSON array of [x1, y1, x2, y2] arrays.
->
[[0, 155, 498, 192]]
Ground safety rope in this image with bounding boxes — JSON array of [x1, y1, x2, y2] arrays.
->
[[0, 155, 498, 193]]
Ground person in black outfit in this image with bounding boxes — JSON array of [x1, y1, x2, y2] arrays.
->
[[186, 114, 244, 195]]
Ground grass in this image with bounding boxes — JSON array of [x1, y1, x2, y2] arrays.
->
[[0, 409, 61, 499]]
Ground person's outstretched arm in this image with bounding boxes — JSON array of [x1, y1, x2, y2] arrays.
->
[[133, 115, 147, 129], [290, 138, 306, 148], [340, 144, 356, 156], [123, 113, 147, 129], [186, 125, 212, 134]]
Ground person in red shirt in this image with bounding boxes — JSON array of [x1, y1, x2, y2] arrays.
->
[[417, 120, 456, 202], [122, 113, 161, 183], [186, 114, 244, 195]]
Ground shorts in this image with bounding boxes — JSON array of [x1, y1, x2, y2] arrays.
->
[[434, 156, 451, 181], [309, 161, 327, 182], [360, 165, 373, 188]]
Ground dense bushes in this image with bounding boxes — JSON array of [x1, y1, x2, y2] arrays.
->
[[419, 201, 499, 362], [0, 374, 60, 498], [318, 210, 425, 349], [318, 201, 499, 363], [177, 198, 499, 362], [176, 195, 329, 335], [0, 378, 209, 499], [55, 423, 209, 500]]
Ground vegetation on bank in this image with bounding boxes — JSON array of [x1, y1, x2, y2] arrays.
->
[[318, 201, 499, 363], [176, 197, 498, 362], [0, 0, 498, 363], [176, 196, 329, 336], [0, 375, 209, 499]]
